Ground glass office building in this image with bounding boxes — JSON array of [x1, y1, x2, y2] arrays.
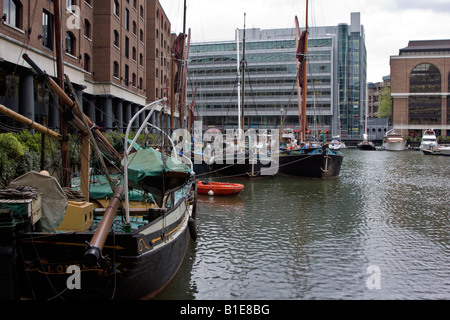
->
[[187, 13, 366, 139]]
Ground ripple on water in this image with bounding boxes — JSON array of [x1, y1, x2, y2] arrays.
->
[[156, 150, 450, 300]]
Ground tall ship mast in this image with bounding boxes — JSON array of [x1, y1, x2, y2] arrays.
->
[[278, 0, 344, 179]]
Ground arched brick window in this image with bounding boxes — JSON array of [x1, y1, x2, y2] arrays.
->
[[409, 63, 441, 125], [410, 63, 441, 93]]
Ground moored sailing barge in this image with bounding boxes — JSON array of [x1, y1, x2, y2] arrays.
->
[[0, 54, 197, 300]]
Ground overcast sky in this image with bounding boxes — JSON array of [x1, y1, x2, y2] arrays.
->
[[160, 0, 450, 83]]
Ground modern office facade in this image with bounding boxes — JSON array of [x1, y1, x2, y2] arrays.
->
[[187, 12, 367, 139], [0, 0, 176, 133], [390, 40, 450, 137]]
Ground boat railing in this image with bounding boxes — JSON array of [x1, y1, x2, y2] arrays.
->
[[145, 122, 194, 172], [123, 99, 163, 224], [123, 98, 194, 224]]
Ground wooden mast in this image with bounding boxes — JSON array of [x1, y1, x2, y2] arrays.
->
[[54, 0, 70, 187], [295, 16, 302, 140], [180, 28, 191, 129], [179, 0, 187, 129], [295, 1, 309, 143], [302, 0, 309, 144]]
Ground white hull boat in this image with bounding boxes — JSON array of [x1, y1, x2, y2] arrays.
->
[[383, 129, 406, 151]]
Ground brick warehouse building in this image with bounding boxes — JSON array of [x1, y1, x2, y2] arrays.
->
[[0, 0, 179, 132], [390, 40, 450, 137]]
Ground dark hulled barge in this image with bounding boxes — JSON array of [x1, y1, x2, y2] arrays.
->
[[0, 54, 197, 300]]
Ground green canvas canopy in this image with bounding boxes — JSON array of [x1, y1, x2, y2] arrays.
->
[[88, 174, 155, 204], [123, 148, 192, 206], [73, 148, 190, 207], [123, 147, 191, 183]]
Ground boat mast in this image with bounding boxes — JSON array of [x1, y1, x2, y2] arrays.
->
[[237, 28, 241, 134], [295, 1, 309, 143], [54, 0, 70, 187], [181, 28, 191, 129], [240, 13, 246, 132], [295, 17, 302, 140], [179, 0, 187, 129], [302, 0, 309, 143]]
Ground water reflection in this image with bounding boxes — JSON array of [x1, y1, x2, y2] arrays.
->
[[155, 150, 450, 300]]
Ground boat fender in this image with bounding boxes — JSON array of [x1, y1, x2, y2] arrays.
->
[[188, 217, 197, 241], [205, 156, 215, 165], [208, 190, 214, 196]]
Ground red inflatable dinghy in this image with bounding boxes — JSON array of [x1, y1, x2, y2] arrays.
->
[[197, 181, 244, 196]]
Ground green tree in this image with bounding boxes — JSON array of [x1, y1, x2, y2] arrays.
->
[[378, 86, 392, 120], [0, 133, 25, 186]]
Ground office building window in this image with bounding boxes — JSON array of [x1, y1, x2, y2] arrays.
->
[[84, 19, 91, 39], [66, 0, 75, 9], [410, 63, 441, 93], [113, 30, 119, 47], [124, 64, 129, 85], [125, 8, 130, 30], [66, 0, 77, 13], [132, 47, 137, 61], [3, 0, 22, 29], [113, 61, 119, 78], [42, 10, 54, 50], [114, 0, 119, 17], [84, 54, 91, 72], [409, 63, 442, 125], [65, 31, 76, 55], [125, 36, 129, 58]]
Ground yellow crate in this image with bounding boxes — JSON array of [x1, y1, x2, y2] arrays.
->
[[56, 201, 95, 232]]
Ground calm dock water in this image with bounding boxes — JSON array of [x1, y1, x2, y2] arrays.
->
[[155, 149, 449, 300]]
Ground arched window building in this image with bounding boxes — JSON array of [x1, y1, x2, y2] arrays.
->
[[390, 40, 450, 137]]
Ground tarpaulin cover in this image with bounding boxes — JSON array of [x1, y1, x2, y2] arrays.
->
[[123, 148, 191, 184], [87, 174, 154, 203], [123, 148, 191, 207], [9, 171, 68, 233]]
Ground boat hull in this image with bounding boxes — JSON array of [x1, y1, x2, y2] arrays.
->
[[329, 144, 346, 150], [212, 155, 278, 178], [420, 129, 438, 151], [197, 181, 244, 196], [422, 146, 450, 156], [4, 198, 194, 300], [383, 141, 406, 151], [420, 142, 438, 150], [278, 147, 343, 179], [357, 141, 376, 150], [382, 130, 406, 151]]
